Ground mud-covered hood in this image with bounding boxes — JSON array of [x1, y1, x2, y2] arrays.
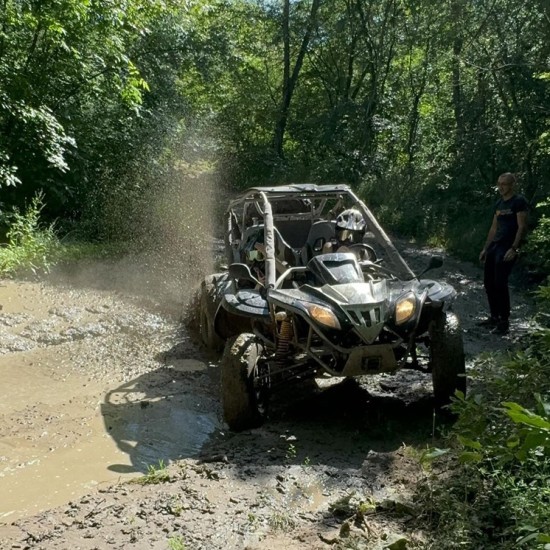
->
[[270, 281, 389, 344], [269, 280, 388, 308], [315, 280, 388, 305]]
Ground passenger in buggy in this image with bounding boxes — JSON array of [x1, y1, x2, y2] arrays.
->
[[322, 208, 371, 261]]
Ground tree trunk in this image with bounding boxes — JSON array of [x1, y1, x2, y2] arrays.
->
[[451, 0, 464, 143], [272, 0, 321, 160]]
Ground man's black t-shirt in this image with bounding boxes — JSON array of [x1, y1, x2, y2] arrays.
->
[[493, 194, 529, 248]]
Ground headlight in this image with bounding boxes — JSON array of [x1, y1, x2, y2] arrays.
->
[[306, 304, 341, 329], [395, 295, 416, 325]]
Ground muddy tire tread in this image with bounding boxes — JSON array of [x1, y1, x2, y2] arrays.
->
[[199, 278, 224, 352], [221, 333, 266, 432], [430, 310, 466, 407]]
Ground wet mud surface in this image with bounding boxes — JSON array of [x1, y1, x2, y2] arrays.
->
[[0, 243, 536, 549]]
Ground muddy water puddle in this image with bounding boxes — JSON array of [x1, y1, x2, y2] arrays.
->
[[0, 279, 220, 522], [0, 354, 219, 522]]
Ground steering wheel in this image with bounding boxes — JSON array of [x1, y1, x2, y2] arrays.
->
[[347, 243, 377, 262]]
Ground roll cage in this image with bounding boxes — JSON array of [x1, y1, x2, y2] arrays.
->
[[224, 184, 415, 281]]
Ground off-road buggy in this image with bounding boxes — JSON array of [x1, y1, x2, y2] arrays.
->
[[198, 184, 465, 431]]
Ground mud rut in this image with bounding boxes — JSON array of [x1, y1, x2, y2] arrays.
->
[[0, 244, 536, 550]]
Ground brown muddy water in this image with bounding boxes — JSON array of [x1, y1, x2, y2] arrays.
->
[[0, 278, 220, 522]]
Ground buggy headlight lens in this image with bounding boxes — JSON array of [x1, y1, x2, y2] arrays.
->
[[395, 295, 416, 325], [306, 304, 341, 330]]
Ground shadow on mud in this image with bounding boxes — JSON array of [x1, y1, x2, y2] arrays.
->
[[280, 376, 437, 432], [101, 325, 452, 477], [201, 374, 453, 474], [100, 363, 222, 474]]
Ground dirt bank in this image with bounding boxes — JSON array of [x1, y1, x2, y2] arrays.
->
[[0, 244, 536, 549]]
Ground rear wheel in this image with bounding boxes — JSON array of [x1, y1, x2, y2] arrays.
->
[[430, 310, 466, 407], [199, 278, 224, 352], [221, 333, 269, 431]]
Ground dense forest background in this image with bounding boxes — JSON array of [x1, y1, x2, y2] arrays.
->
[[1, 0, 549, 265]]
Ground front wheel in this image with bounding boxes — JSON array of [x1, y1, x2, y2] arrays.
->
[[430, 310, 466, 408], [221, 333, 270, 431]]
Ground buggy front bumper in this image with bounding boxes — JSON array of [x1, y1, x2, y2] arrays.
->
[[340, 344, 398, 376]]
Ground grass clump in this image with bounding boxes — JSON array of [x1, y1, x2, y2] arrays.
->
[[132, 459, 171, 485], [167, 534, 186, 550], [268, 510, 296, 532]]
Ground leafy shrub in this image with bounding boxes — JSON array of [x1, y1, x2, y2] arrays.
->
[[0, 191, 125, 277], [0, 192, 59, 276], [417, 285, 550, 548], [525, 201, 550, 278]]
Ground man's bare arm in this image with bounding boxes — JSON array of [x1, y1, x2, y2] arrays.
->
[[479, 214, 497, 261], [503, 210, 528, 262], [511, 210, 528, 250]]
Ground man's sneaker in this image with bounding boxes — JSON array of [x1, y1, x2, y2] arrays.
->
[[476, 316, 498, 327], [491, 321, 509, 335]]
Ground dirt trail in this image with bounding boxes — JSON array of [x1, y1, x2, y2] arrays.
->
[[0, 245, 536, 549]]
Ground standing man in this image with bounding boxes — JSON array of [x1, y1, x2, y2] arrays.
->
[[478, 172, 529, 335]]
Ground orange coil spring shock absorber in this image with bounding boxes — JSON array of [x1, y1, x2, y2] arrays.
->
[[275, 318, 293, 368]]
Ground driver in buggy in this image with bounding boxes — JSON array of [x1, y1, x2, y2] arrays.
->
[[323, 208, 372, 261], [242, 229, 266, 285]]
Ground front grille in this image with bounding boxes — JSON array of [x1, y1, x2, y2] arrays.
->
[[344, 306, 382, 328]]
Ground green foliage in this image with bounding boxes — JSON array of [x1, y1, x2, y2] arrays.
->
[[167, 534, 187, 550], [0, 0, 192, 218], [285, 442, 297, 461], [502, 396, 550, 460], [1, 0, 549, 270], [0, 192, 124, 276], [525, 201, 550, 277], [0, 192, 59, 275], [416, 299, 550, 547], [133, 459, 171, 485]]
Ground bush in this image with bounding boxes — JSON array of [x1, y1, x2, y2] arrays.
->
[[525, 200, 550, 279], [417, 283, 550, 548], [0, 192, 121, 277], [0, 192, 59, 276]]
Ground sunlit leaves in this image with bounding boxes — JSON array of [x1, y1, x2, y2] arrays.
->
[[0, 0, 185, 210], [0, 151, 21, 189]]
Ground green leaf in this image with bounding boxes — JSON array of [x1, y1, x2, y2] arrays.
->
[[458, 451, 482, 464], [420, 447, 449, 464], [454, 390, 465, 401], [534, 394, 550, 418], [502, 402, 550, 431], [517, 433, 550, 461], [457, 435, 482, 450], [517, 532, 541, 544]]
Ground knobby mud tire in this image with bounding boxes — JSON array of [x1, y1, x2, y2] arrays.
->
[[199, 279, 224, 352], [430, 310, 466, 408], [221, 333, 268, 432]]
